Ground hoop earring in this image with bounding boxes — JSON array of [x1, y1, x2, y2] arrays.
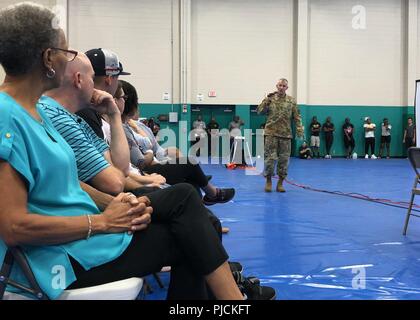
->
[[46, 68, 56, 79]]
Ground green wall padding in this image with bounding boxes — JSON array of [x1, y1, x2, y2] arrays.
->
[[297, 105, 413, 157], [139, 103, 414, 158]]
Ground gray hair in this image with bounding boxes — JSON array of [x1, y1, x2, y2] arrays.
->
[[278, 78, 289, 84], [0, 2, 60, 76]]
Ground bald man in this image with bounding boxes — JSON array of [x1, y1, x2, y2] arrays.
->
[[257, 79, 304, 193], [76, 48, 131, 139], [38, 53, 162, 195]]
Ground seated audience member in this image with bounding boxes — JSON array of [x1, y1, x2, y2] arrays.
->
[[40, 52, 164, 196], [75, 48, 131, 140], [0, 3, 275, 300], [299, 142, 312, 159], [127, 111, 180, 163], [148, 117, 156, 132], [120, 80, 235, 205], [111, 83, 151, 151]]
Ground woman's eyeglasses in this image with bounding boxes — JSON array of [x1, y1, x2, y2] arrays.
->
[[51, 48, 78, 62], [115, 95, 128, 102]]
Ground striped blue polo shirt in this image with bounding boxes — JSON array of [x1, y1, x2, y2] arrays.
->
[[38, 96, 110, 182]]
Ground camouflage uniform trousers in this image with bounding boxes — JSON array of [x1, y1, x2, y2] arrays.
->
[[264, 135, 291, 179]]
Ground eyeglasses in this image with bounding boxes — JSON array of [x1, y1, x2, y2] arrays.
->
[[51, 47, 78, 62], [115, 95, 128, 101]]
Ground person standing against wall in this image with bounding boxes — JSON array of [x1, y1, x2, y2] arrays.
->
[[379, 118, 392, 159], [208, 116, 220, 132], [403, 117, 416, 152], [193, 115, 206, 132], [257, 78, 304, 193], [322, 117, 335, 159], [192, 115, 206, 156], [343, 118, 356, 159], [364, 117, 377, 159], [310, 116, 322, 159], [229, 116, 244, 139], [207, 116, 220, 158]]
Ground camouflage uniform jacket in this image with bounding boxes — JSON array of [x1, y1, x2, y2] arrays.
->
[[257, 93, 303, 139]]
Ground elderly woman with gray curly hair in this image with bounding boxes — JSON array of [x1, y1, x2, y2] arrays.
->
[[0, 2, 257, 300]]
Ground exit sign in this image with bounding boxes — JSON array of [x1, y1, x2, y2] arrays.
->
[[208, 90, 217, 98]]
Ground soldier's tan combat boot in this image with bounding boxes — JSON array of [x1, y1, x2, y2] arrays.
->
[[277, 179, 286, 193], [265, 177, 272, 192]]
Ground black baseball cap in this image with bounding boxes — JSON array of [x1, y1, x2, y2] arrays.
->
[[85, 48, 131, 76]]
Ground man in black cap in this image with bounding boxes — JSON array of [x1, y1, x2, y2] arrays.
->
[[76, 48, 131, 139]]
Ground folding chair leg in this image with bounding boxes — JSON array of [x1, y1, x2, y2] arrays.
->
[[231, 140, 238, 164], [245, 140, 254, 166], [403, 192, 416, 236], [0, 250, 14, 299], [143, 278, 153, 294], [153, 273, 165, 289]]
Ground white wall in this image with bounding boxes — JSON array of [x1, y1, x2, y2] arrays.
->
[[191, 0, 295, 105], [307, 0, 406, 106], [1, 0, 420, 107], [68, 0, 178, 104]]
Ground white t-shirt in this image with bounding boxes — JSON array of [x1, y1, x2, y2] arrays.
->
[[381, 123, 392, 137], [364, 123, 376, 138], [102, 119, 111, 145]]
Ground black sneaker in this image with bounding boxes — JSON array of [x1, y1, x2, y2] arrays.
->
[[232, 272, 276, 300], [229, 261, 243, 274], [203, 188, 235, 206]]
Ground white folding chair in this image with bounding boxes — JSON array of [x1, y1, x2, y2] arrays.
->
[[0, 247, 143, 300], [403, 147, 420, 235]]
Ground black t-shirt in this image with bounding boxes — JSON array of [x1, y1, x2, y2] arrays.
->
[[322, 122, 335, 136], [310, 122, 321, 136], [299, 146, 310, 158], [208, 122, 220, 130], [406, 125, 415, 139], [343, 123, 354, 139], [76, 108, 104, 139]]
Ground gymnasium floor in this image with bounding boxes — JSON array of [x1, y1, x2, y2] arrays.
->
[[144, 157, 420, 300]]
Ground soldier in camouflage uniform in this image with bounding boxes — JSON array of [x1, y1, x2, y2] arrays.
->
[[257, 79, 304, 192]]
